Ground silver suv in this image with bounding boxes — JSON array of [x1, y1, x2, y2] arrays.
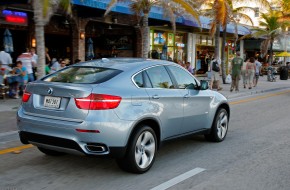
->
[[18, 58, 230, 173]]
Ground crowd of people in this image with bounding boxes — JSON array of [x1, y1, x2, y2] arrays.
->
[[0, 46, 79, 99], [209, 51, 263, 92]]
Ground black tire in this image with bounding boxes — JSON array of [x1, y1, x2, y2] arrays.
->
[[37, 147, 65, 156], [116, 125, 157, 174], [205, 108, 229, 142]]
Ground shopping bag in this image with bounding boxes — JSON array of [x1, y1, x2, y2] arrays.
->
[[225, 74, 232, 84]]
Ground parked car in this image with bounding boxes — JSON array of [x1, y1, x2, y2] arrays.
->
[[17, 58, 230, 173]]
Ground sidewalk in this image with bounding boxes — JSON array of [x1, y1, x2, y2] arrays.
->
[[1, 76, 290, 112], [197, 75, 290, 99]]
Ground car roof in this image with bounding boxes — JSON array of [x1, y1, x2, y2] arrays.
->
[[75, 58, 176, 71]]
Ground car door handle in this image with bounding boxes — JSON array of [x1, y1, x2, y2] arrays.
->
[[152, 95, 160, 99]]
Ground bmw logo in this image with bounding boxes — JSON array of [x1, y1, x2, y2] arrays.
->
[[47, 88, 53, 95]]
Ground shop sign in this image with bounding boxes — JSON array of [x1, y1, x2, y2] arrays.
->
[[0, 10, 28, 26]]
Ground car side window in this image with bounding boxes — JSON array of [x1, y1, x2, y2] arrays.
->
[[146, 66, 174, 89], [167, 65, 197, 89], [133, 72, 144, 88]]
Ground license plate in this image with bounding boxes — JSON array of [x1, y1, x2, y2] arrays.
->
[[44, 96, 61, 108]]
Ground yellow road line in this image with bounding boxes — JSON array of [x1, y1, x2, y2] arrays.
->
[[0, 144, 33, 155], [230, 90, 290, 105], [1, 90, 290, 155]]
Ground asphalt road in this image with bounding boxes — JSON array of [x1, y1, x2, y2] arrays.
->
[[0, 90, 290, 190]]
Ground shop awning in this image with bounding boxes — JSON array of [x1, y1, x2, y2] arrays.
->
[[71, 0, 251, 35]]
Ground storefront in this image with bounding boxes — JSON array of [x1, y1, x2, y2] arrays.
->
[[85, 21, 136, 60], [0, 9, 30, 62], [149, 29, 187, 63], [195, 34, 215, 74]]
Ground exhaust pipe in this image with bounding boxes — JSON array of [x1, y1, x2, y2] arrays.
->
[[86, 144, 107, 153]]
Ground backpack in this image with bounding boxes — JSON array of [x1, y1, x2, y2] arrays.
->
[[212, 61, 220, 72]]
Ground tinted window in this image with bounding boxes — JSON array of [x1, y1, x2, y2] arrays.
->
[[167, 66, 197, 89], [133, 72, 144, 88], [146, 66, 173, 89], [43, 66, 121, 84]]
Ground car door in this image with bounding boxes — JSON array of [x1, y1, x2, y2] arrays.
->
[[167, 65, 212, 134], [145, 65, 184, 139]]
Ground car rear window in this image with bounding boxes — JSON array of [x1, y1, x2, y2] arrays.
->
[[42, 66, 122, 84]]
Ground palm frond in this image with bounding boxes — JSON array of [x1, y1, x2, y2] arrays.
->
[[104, 0, 119, 16]]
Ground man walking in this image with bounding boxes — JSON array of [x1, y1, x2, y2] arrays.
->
[[17, 48, 36, 82], [0, 45, 12, 70], [209, 57, 222, 91], [230, 51, 243, 92], [30, 47, 38, 79]]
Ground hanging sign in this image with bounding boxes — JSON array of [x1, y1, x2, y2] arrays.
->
[[0, 10, 28, 26]]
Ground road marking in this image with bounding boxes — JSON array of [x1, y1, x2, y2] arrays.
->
[[150, 167, 205, 190], [230, 90, 290, 105], [0, 144, 33, 155], [0, 130, 18, 137]]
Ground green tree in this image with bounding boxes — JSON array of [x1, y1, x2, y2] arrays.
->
[[104, 0, 202, 58], [202, 0, 269, 83], [241, 9, 289, 64], [32, 0, 71, 79]]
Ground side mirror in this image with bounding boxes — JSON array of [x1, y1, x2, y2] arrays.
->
[[200, 80, 209, 90]]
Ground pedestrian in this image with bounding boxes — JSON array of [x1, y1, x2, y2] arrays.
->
[[45, 48, 51, 67], [246, 57, 256, 89], [50, 58, 60, 73], [17, 48, 36, 82], [230, 51, 243, 92], [0, 45, 12, 70], [241, 59, 248, 88], [209, 57, 222, 91], [74, 59, 81, 64], [253, 58, 262, 87], [60, 60, 67, 69], [177, 60, 184, 67], [30, 47, 38, 80], [185, 61, 194, 74], [11, 61, 28, 98]]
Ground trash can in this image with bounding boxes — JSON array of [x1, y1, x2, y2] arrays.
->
[[280, 66, 288, 80]]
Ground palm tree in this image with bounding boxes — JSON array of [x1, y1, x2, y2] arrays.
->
[[32, 0, 71, 79], [104, 0, 202, 58], [201, 0, 269, 83], [241, 9, 289, 64]]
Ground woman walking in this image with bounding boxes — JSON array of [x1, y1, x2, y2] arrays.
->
[[241, 59, 248, 88], [246, 57, 256, 89]]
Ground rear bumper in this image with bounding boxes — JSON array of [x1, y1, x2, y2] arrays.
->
[[17, 106, 133, 158], [19, 131, 127, 158]]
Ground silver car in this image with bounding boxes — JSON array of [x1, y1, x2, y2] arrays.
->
[[17, 58, 230, 173]]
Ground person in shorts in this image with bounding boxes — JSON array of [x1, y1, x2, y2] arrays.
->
[[209, 58, 222, 91], [253, 58, 262, 87]]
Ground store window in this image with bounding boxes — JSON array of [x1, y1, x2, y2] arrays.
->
[[195, 35, 215, 74], [150, 30, 186, 63]]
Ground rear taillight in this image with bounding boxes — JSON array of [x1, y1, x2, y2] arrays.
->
[[75, 93, 122, 110], [22, 91, 31, 102]]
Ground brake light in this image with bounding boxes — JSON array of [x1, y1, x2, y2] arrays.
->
[[22, 91, 31, 102], [75, 93, 122, 110]]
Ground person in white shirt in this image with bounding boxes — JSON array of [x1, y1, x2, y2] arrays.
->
[[30, 47, 38, 79], [0, 45, 12, 70], [17, 48, 36, 82]]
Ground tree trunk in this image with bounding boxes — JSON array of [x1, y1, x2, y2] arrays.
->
[[269, 40, 273, 65], [214, 24, 220, 60], [142, 13, 149, 58], [33, 0, 46, 79], [221, 27, 227, 84]]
